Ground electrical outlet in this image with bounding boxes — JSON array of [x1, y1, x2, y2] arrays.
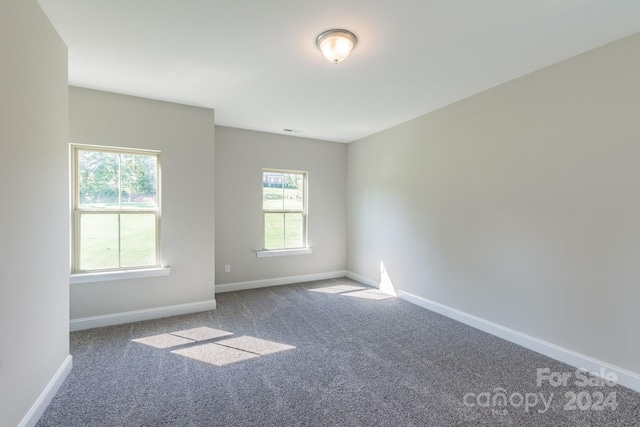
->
[[224, 265, 231, 273]]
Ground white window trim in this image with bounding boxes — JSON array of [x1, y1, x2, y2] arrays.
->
[[255, 248, 313, 258], [262, 168, 309, 251], [70, 267, 171, 284], [71, 144, 162, 274]]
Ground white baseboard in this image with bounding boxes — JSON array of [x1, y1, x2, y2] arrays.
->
[[346, 271, 640, 394], [70, 299, 217, 332], [19, 354, 72, 427], [215, 270, 347, 293]]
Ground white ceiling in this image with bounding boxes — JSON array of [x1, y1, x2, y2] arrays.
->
[[38, 1, 640, 143]]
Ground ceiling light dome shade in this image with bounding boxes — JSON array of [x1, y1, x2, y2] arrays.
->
[[316, 29, 357, 64]]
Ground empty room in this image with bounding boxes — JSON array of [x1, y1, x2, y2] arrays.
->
[[2, 0, 640, 426]]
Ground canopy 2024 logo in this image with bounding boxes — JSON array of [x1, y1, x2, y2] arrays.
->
[[462, 368, 618, 416]]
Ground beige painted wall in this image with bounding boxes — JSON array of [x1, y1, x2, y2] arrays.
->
[[69, 87, 215, 319], [0, 1, 69, 425], [347, 32, 640, 374], [215, 126, 346, 284]]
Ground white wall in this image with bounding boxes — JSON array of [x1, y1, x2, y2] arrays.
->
[[0, 1, 70, 425], [347, 32, 640, 375], [215, 126, 347, 285], [69, 87, 215, 319]]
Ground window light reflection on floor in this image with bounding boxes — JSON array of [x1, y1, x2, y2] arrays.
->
[[308, 284, 367, 294], [172, 343, 259, 366], [132, 327, 234, 349], [132, 333, 196, 349], [132, 326, 295, 367], [309, 263, 397, 300], [342, 290, 394, 300]]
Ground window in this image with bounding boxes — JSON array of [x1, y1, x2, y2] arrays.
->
[[72, 145, 161, 273], [262, 169, 307, 250]]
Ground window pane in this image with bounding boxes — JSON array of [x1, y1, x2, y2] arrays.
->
[[120, 214, 156, 267], [79, 214, 119, 270], [264, 212, 284, 249], [263, 172, 284, 210], [121, 154, 158, 209], [78, 150, 119, 209], [284, 173, 303, 210], [284, 213, 303, 248]]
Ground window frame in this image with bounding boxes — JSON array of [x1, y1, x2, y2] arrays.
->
[[71, 144, 162, 274], [262, 168, 308, 251]]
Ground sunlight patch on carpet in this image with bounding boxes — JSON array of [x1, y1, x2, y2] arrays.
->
[[308, 284, 367, 294], [308, 283, 395, 300], [216, 336, 296, 356], [342, 290, 394, 300], [171, 327, 233, 341], [133, 327, 295, 366], [172, 343, 259, 366], [132, 333, 196, 349]]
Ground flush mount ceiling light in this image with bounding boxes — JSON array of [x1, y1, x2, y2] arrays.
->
[[315, 29, 357, 64]]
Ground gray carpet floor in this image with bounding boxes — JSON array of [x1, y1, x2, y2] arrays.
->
[[37, 278, 640, 426]]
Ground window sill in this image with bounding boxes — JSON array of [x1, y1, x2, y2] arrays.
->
[[69, 267, 171, 284], [256, 248, 313, 258]]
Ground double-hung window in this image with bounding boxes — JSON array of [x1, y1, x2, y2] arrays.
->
[[262, 169, 307, 250], [72, 145, 161, 273]]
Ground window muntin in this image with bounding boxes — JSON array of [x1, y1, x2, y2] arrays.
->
[[262, 170, 307, 250], [72, 145, 161, 273]]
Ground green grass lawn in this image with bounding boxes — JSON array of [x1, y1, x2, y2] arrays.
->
[[80, 200, 157, 209], [263, 186, 304, 249], [263, 187, 303, 210], [78, 189, 304, 270], [264, 213, 303, 249], [79, 213, 156, 271]]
